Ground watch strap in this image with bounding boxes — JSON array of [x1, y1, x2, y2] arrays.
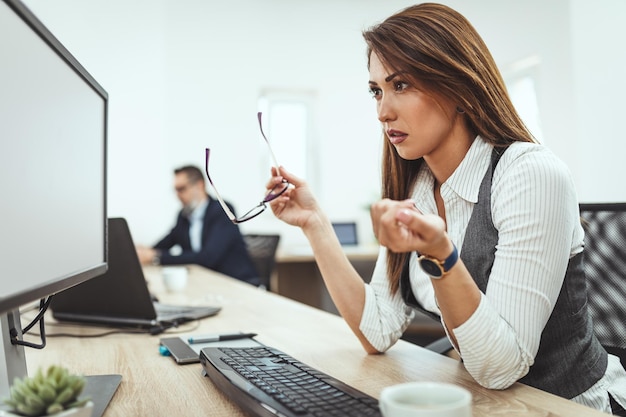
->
[[417, 243, 458, 277], [441, 243, 459, 272]]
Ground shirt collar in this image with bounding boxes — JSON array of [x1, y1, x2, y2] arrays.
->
[[445, 136, 492, 204], [413, 136, 492, 206], [189, 198, 209, 221]]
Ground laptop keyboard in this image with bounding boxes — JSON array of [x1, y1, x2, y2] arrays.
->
[[154, 303, 192, 314], [200, 346, 381, 417]]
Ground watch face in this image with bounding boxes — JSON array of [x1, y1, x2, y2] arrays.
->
[[419, 258, 444, 278]]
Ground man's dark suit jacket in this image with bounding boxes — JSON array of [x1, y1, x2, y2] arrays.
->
[[153, 197, 259, 285]]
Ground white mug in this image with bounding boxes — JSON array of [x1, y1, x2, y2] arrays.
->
[[379, 382, 472, 417], [162, 266, 188, 292]]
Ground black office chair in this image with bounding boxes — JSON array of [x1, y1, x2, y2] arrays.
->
[[579, 203, 626, 367], [243, 234, 281, 291]]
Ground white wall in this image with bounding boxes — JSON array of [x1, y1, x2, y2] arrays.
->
[[21, 0, 626, 249], [570, 0, 626, 201]]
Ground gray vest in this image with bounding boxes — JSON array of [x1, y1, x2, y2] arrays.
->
[[400, 148, 607, 399]]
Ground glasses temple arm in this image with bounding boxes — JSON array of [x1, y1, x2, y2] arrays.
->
[[205, 148, 237, 221], [257, 112, 281, 171]]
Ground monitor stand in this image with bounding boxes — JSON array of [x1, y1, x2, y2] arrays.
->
[[83, 374, 122, 417], [2, 312, 121, 417]]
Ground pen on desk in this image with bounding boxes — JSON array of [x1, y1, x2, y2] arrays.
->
[[187, 333, 258, 344]]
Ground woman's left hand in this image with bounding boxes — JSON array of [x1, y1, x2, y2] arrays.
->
[[370, 199, 450, 258]]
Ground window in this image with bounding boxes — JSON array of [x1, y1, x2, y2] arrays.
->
[[504, 55, 544, 143], [258, 91, 317, 190]]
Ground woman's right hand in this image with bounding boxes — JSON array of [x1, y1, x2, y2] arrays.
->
[[371, 198, 451, 258], [266, 166, 320, 230]]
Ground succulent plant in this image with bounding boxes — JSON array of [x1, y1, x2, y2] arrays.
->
[[3, 365, 90, 416]]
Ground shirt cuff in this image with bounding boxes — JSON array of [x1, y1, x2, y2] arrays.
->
[[151, 249, 162, 266]]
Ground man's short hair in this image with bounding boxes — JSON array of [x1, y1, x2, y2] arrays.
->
[[174, 165, 204, 184]]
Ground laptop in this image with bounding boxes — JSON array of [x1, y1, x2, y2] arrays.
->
[[51, 217, 221, 333], [332, 222, 358, 246]]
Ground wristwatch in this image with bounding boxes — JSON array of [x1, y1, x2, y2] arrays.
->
[[417, 243, 458, 279], [151, 251, 161, 266]]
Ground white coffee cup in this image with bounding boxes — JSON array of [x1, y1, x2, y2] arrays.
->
[[379, 382, 472, 417], [162, 266, 188, 292]]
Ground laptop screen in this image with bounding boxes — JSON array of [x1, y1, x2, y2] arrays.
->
[[332, 222, 358, 246], [50, 218, 220, 329]]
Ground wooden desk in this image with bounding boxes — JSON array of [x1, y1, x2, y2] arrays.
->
[[27, 266, 609, 417], [275, 244, 380, 264], [274, 244, 379, 313]]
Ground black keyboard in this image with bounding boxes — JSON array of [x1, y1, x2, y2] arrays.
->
[[200, 346, 381, 417]]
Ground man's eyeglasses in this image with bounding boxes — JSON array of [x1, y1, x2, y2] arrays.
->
[[174, 183, 191, 194], [205, 112, 290, 224]]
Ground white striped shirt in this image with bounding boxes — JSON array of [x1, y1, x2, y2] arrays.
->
[[359, 137, 626, 412]]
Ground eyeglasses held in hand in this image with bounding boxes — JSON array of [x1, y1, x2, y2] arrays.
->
[[205, 112, 290, 224]]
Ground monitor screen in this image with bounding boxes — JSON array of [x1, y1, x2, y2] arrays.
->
[[0, 0, 107, 398]]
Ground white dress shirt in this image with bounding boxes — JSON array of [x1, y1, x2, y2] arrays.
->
[[188, 199, 208, 252], [359, 137, 626, 412]]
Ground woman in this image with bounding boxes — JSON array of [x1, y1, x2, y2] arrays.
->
[[267, 3, 626, 414]]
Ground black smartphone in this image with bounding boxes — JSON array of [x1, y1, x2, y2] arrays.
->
[[159, 337, 200, 364]]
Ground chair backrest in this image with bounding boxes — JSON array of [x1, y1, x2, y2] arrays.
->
[[579, 203, 626, 366], [243, 234, 281, 291]]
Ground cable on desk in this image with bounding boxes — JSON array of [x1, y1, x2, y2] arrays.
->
[[25, 318, 201, 339], [11, 297, 52, 349], [29, 329, 152, 338]]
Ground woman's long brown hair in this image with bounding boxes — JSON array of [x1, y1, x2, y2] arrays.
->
[[363, 3, 536, 293]]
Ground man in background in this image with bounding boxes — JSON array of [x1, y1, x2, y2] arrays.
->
[[136, 165, 259, 285]]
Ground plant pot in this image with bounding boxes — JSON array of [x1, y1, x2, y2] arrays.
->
[[0, 401, 93, 417]]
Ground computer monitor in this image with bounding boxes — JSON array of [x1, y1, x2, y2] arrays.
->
[[0, 0, 108, 401]]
